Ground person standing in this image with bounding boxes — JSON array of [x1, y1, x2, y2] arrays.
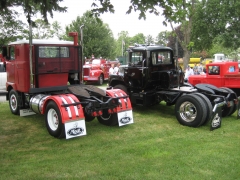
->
[[184, 65, 194, 82], [193, 63, 198, 74], [109, 63, 115, 75], [114, 63, 120, 75], [198, 62, 203, 73]]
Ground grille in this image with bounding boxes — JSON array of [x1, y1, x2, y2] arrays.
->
[[84, 68, 90, 76]]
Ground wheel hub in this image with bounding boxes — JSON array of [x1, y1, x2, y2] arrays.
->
[[179, 101, 197, 122]]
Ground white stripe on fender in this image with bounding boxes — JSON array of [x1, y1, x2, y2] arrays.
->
[[114, 93, 122, 108], [120, 92, 128, 108], [60, 96, 72, 119], [67, 95, 79, 117]]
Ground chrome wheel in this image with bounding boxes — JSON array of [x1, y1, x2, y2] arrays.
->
[[10, 93, 17, 111], [47, 108, 59, 131], [179, 101, 197, 123]]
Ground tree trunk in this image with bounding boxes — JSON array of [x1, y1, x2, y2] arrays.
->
[[169, 0, 196, 70], [183, 49, 191, 70]]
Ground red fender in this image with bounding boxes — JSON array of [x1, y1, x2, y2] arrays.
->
[[106, 89, 132, 112], [42, 94, 84, 123]]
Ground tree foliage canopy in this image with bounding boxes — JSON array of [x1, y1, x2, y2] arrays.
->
[[0, 9, 28, 45], [91, 0, 186, 24], [64, 11, 116, 59], [0, 0, 67, 23], [191, 0, 240, 51]]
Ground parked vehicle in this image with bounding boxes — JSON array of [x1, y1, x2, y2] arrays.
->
[[213, 53, 226, 62], [188, 61, 240, 96], [2, 32, 133, 139], [0, 54, 6, 71], [83, 58, 117, 85], [108, 44, 240, 130]]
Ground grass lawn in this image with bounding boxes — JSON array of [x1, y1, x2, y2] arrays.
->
[[0, 100, 240, 180]]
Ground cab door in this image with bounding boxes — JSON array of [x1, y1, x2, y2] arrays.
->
[[5, 46, 16, 84]]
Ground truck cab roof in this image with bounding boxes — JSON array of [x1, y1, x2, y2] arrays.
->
[[128, 45, 172, 52], [8, 39, 74, 45]]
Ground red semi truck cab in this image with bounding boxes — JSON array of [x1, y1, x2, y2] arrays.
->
[[2, 32, 133, 139], [188, 61, 240, 95], [4, 33, 81, 93], [83, 58, 117, 85]]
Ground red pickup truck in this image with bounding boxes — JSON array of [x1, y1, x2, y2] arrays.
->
[[188, 61, 240, 95], [83, 58, 117, 85]]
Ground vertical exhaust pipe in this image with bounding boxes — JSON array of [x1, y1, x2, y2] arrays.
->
[[80, 25, 84, 84], [29, 20, 34, 88]]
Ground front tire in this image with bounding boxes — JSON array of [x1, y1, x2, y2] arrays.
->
[[113, 84, 128, 94], [97, 109, 118, 126], [175, 95, 207, 127], [45, 101, 65, 138], [9, 89, 20, 115]]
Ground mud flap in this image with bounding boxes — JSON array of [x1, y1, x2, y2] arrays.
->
[[106, 89, 134, 126], [118, 110, 134, 126], [237, 96, 240, 119], [210, 101, 225, 131], [65, 119, 86, 139]]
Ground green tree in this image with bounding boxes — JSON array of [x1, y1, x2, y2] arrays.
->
[[32, 20, 64, 39], [32, 19, 51, 39], [145, 35, 155, 45], [91, 0, 198, 69], [167, 26, 184, 58], [64, 11, 116, 59], [129, 33, 145, 45], [0, 0, 67, 23], [116, 31, 130, 57], [50, 21, 64, 40], [0, 9, 28, 45], [191, 0, 240, 51], [156, 31, 171, 46]]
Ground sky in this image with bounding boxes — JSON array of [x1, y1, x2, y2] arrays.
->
[[48, 0, 171, 39]]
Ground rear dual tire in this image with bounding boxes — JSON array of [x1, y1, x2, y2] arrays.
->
[[97, 109, 118, 126], [175, 94, 208, 127]]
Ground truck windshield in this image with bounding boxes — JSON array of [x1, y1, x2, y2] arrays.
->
[[39, 46, 69, 58], [92, 59, 100, 64], [130, 52, 145, 65], [208, 65, 220, 75], [151, 50, 171, 65]]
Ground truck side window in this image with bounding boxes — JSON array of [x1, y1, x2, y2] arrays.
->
[[229, 66, 235, 72], [10, 47, 15, 60], [39, 46, 70, 58], [209, 66, 220, 75], [152, 53, 157, 65], [131, 52, 143, 65], [152, 51, 171, 65]]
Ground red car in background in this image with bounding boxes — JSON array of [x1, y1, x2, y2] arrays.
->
[[83, 58, 117, 85]]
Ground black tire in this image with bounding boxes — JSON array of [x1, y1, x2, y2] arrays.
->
[[98, 74, 104, 85], [192, 93, 213, 125], [97, 109, 118, 126], [175, 94, 207, 127], [9, 89, 20, 115], [220, 87, 237, 116], [45, 101, 65, 138], [113, 84, 128, 94]]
